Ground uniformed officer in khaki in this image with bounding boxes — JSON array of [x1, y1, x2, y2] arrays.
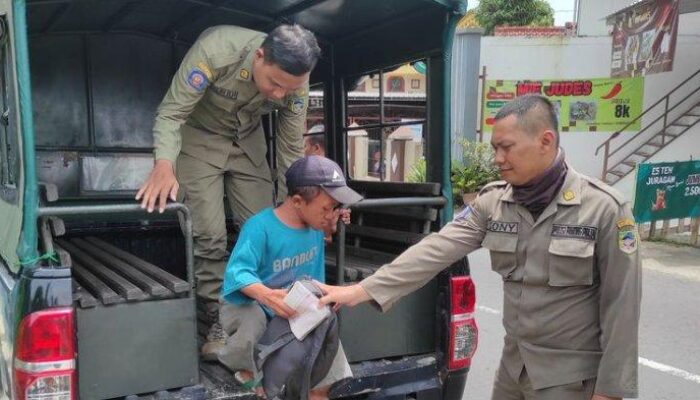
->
[[319, 95, 642, 400], [136, 24, 320, 355]]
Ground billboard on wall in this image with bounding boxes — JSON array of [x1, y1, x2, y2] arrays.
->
[[633, 161, 700, 222], [607, 0, 679, 77], [481, 77, 645, 133]]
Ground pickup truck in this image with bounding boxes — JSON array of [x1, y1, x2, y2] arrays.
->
[[0, 0, 477, 399]]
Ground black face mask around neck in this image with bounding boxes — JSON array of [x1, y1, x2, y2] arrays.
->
[[511, 149, 568, 219]]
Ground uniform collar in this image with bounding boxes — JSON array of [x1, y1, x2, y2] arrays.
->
[[498, 162, 582, 206], [235, 34, 266, 83]]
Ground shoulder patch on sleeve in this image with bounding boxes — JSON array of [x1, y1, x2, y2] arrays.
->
[[187, 67, 209, 92], [453, 205, 473, 222], [582, 176, 628, 206], [617, 219, 638, 254], [287, 96, 306, 114]]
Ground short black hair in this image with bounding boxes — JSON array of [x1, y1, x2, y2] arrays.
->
[[494, 94, 560, 145], [287, 185, 321, 202], [261, 24, 321, 76], [304, 133, 325, 151]]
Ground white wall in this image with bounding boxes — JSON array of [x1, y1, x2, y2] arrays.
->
[[577, 0, 638, 37], [478, 10, 700, 203]]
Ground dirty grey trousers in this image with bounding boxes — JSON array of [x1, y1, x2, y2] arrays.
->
[[217, 301, 353, 388]]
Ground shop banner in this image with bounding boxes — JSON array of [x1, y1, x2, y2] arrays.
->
[[482, 77, 644, 133], [633, 160, 700, 222], [607, 0, 679, 77]]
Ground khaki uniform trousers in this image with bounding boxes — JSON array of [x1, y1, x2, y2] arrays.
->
[[217, 301, 353, 388], [492, 360, 597, 400], [176, 144, 274, 301]]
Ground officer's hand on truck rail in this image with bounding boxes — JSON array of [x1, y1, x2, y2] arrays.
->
[[136, 159, 180, 213]]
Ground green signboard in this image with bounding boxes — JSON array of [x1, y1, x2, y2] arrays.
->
[[633, 160, 700, 223], [482, 76, 645, 133]]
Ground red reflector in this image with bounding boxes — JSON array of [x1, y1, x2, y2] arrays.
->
[[14, 307, 76, 400], [450, 276, 475, 314], [448, 276, 478, 370], [16, 307, 75, 363]]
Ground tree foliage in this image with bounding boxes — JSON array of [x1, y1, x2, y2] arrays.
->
[[475, 0, 555, 35], [457, 9, 480, 29]]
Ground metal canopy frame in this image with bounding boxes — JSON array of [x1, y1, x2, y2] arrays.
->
[[26, 0, 461, 44]]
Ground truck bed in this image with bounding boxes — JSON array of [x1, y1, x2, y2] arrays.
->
[[55, 233, 443, 399]]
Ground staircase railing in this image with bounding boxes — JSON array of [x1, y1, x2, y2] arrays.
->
[[595, 67, 700, 180]]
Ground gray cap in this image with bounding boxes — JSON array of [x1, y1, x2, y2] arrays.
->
[[285, 156, 363, 205]]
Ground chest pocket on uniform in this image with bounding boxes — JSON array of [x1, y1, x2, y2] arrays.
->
[[548, 239, 595, 286], [206, 89, 236, 113], [482, 233, 518, 280]]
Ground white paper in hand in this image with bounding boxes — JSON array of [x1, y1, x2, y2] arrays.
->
[[284, 281, 331, 340]]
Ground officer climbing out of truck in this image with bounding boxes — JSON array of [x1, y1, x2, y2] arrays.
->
[[135, 24, 321, 359]]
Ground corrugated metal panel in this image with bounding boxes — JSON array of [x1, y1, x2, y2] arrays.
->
[[450, 28, 483, 161]]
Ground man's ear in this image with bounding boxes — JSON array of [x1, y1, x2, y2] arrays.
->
[[540, 129, 557, 151], [255, 48, 265, 60], [291, 194, 304, 208]]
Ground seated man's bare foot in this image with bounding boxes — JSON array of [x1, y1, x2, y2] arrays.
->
[[236, 370, 254, 381], [309, 386, 330, 400]]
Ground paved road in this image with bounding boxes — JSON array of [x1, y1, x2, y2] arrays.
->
[[461, 241, 700, 400]]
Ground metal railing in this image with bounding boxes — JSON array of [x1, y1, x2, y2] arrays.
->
[[334, 196, 447, 284], [595, 67, 700, 180], [37, 203, 194, 286]]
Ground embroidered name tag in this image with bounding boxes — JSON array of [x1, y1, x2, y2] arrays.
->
[[551, 224, 598, 241], [487, 220, 519, 234], [211, 85, 238, 99]]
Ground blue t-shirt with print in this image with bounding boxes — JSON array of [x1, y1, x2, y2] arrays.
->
[[222, 207, 325, 308]]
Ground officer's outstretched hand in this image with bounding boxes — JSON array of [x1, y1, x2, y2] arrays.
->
[[316, 281, 372, 311], [136, 160, 179, 213]]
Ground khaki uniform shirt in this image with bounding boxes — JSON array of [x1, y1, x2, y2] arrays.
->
[[152, 25, 307, 193], [361, 167, 641, 398]]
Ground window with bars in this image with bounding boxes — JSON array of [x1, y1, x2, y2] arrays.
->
[[345, 61, 427, 183]]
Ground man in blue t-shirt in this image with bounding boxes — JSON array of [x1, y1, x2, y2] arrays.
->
[[218, 156, 362, 399]]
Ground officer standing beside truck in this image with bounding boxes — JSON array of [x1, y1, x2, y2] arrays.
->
[[136, 24, 321, 358], [319, 95, 642, 400]]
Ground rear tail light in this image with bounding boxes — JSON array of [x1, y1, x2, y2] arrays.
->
[[13, 307, 76, 400], [447, 276, 478, 370]]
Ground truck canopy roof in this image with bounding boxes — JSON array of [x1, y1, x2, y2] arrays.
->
[[27, 0, 462, 77]]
